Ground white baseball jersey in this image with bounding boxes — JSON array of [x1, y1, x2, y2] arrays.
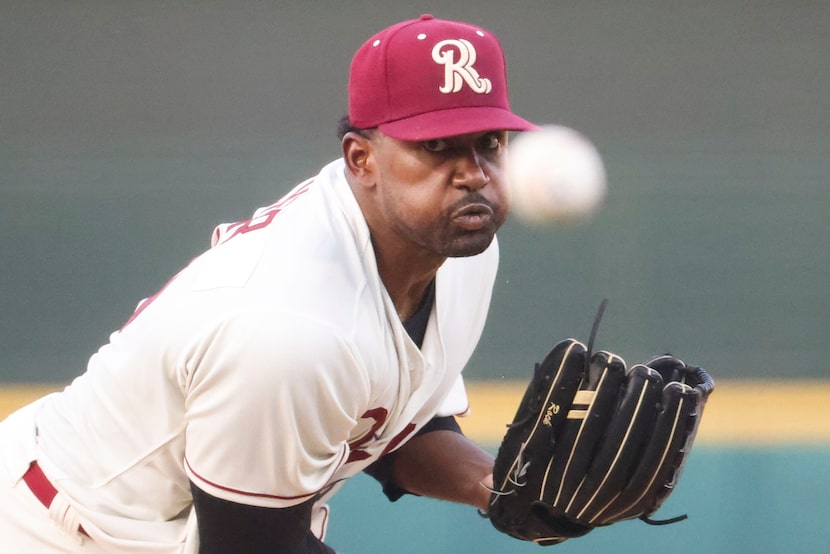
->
[[6, 158, 499, 551]]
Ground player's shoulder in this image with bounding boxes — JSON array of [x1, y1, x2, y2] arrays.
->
[[208, 307, 359, 364]]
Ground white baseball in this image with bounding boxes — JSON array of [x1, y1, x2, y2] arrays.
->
[[506, 125, 607, 225]]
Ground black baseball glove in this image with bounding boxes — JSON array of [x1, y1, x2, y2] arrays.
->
[[486, 330, 714, 545]]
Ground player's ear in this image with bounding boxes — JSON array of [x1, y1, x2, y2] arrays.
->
[[342, 131, 376, 185]]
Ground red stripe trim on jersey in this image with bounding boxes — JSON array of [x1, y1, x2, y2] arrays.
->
[[184, 449, 347, 502]]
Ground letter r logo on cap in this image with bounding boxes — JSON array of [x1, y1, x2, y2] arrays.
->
[[431, 38, 493, 94]]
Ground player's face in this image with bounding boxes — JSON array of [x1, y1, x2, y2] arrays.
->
[[369, 130, 509, 258]]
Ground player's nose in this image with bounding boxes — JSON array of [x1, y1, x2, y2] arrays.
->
[[451, 147, 491, 191]]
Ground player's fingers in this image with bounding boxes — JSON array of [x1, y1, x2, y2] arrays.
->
[[566, 364, 662, 523], [541, 351, 626, 507], [495, 339, 587, 492], [592, 379, 700, 524], [489, 338, 588, 541]]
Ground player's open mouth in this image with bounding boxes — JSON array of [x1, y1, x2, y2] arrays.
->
[[452, 203, 494, 231]]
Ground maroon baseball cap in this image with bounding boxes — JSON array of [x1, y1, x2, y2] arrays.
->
[[348, 14, 537, 141]]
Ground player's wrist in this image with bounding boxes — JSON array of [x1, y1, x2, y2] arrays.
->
[[475, 472, 495, 513]]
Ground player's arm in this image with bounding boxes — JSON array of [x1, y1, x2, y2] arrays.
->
[[365, 416, 493, 512], [190, 482, 337, 554], [183, 315, 367, 552]]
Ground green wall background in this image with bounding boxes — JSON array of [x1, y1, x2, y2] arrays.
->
[[2, 1, 828, 382]]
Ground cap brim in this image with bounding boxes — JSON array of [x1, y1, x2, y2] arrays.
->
[[377, 106, 539, 141]]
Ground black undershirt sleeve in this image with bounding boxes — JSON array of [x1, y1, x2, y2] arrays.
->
[[190, 482, 336, 554]]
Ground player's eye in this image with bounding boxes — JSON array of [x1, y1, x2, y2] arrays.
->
[[423, 139, 450, 153], [481, 133, 504, 150]]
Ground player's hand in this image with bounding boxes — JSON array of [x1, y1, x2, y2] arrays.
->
[[484, 336, 713, 545]]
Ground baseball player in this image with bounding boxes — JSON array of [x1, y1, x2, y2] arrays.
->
[[0, 14, 536, 553]]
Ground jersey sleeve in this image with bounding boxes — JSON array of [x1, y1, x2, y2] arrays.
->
[[182, 309, 369, 509], [435, 374, 470, 417], [433, 236, 499, 419]]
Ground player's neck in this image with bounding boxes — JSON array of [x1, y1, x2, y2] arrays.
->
[[372, 240, 442, 322], [388, 278, 435, 322]]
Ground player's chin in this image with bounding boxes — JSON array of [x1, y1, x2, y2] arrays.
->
[[439, 228, 498, 258]]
